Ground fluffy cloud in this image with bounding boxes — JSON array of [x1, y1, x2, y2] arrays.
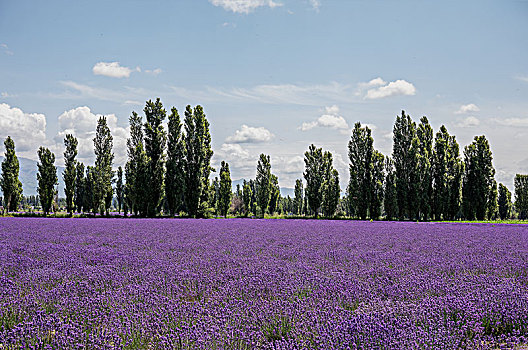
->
[[456, 116, 480, 128], [309, 0, 320, 11], [209, 0, 282, 13], [365, 79, 416, 99], [220, 143, 250, 158], [300, 105, 350, 134], [145, 68, 162, 75], [225, 125, 273, 143], [56, 106, 129, 165], [455, 103, 480, 114], [0, 103, 49, 156], [92, 62, 139, 78]]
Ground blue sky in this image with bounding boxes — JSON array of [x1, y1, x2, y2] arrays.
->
[[1, 0, 527, 190]]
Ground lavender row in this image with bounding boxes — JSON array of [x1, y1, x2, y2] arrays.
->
[[1, 218, 528, 349]]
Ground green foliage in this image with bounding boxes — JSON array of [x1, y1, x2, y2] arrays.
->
[[0, 136, 23, 212], [116, 166, 124, 213], [93, 116, 114, 215], [392, 111, 418, 220], [370, 150, 384, 220], [462, 135, 495, 220], [293, 179, 303, 215], [37, 147, 57, 215], [83, 166, 95, 213], [384, 157, 398, 220], [143, 98, 167, 216], [166, 107, 186, 216], [184, 105, 213, 217], [242, 180, 252, 216], [256, 154, 272, 217], [304, 144, 324, 217], [63, 134, 78, 214], [416, 116, 433, 220], [125, 111, 148, 216], [74, 162, 85, 213], [498, 183, 512, 220], [514, 174, 528, 219], [268, 174, 281, 214], [218, 161, 232, 217]]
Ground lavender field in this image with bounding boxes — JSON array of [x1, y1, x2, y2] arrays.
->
[[1, 218, 528, 349]]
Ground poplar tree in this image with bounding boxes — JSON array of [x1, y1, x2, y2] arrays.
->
[[125, 111, 148, 216], [218, 161, 232, 217], [84, 166, 95, 214], [348, 123, 373, 220], [416, 116, 433, 220], [304, 144, 324, 217], [384, 157, 398, 220], [514, 174, 528, 219], [184, 105, 213, 217], [498, 183, 512, 220], [462, 135, 495, 220], [93, 117, 114, 215], [74, 162, 85, 213], [322, 167, 340, 217], [1, 136, 23, 212], [392, 111, 418, 220], [255, 153, 271, 217], [268, 174, 281, 214], [370, 150, 385, 220], [143, 98, 167, 216], [242, 179, 252, 216], [293, 179, 303, 215], [166, 107, 186, 216], [63, 134, 78, 214], [37, 147, 57, 215], [116, 166, 123, 213]]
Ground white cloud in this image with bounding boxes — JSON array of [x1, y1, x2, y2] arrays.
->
[[145, 68, 162, 75], [365, 79, 416, 99], [123, 100, 142, 106], [1, 92, 15, 98], [494, 117, 528, 127], [209, 0, 282, 13], [59, 81, 129, 102], [300, 105, 350, 134], [220, 143, 250, 158], [455, 103, 480, 114], [92, 61, 138, 78], [56, 106, 129, 165], [1, 43, 13, 55], [455, 116, 480, 128], [0, 103, 49, 157], [309, 0, 320, 11], [515, 76, 528, 83], [225, 124, 273, 143]]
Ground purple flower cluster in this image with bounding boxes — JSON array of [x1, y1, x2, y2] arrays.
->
[[1, 218, 527, 349]]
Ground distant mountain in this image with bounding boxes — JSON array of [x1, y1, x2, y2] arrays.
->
[[0, 156, 65, 197], [231, 178, 295, 198]]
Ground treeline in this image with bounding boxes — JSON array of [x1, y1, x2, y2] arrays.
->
[[1, 101, 528, 220]]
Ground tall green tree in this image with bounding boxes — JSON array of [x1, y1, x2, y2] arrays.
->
[[242, 179, 252, 216], [322, 167, 340, 217], [487, 179, 499, 220], [432, 126, 463, 220], [1, 136, 23, 212], [255, 153, 271, 217], [514, 174, 528, 219], [74, 162, 85, 213], [116, 166, 124, 213], [84, 166, 95, 214], [293, 179, 303, 215], [125, 111, 148, 216], [218, 161, 232, 217], [370, 150, 385, 220], [304, 144, 324, 217], [166, 107, 186, 216], [462, 135, 495, 220], [143, 98, 167, 216], [184, 105, 214, 217], [384, 157, 398, 220], [63, 134, 78, 214], [93, 116, 114, 215], [37, 147, 57, 215], [498, 183, 512, 220], [348, 123, 375, 220], [416, 116, 433, 220], [392, 111, 418, 220], [268, 174, 281, 214]]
